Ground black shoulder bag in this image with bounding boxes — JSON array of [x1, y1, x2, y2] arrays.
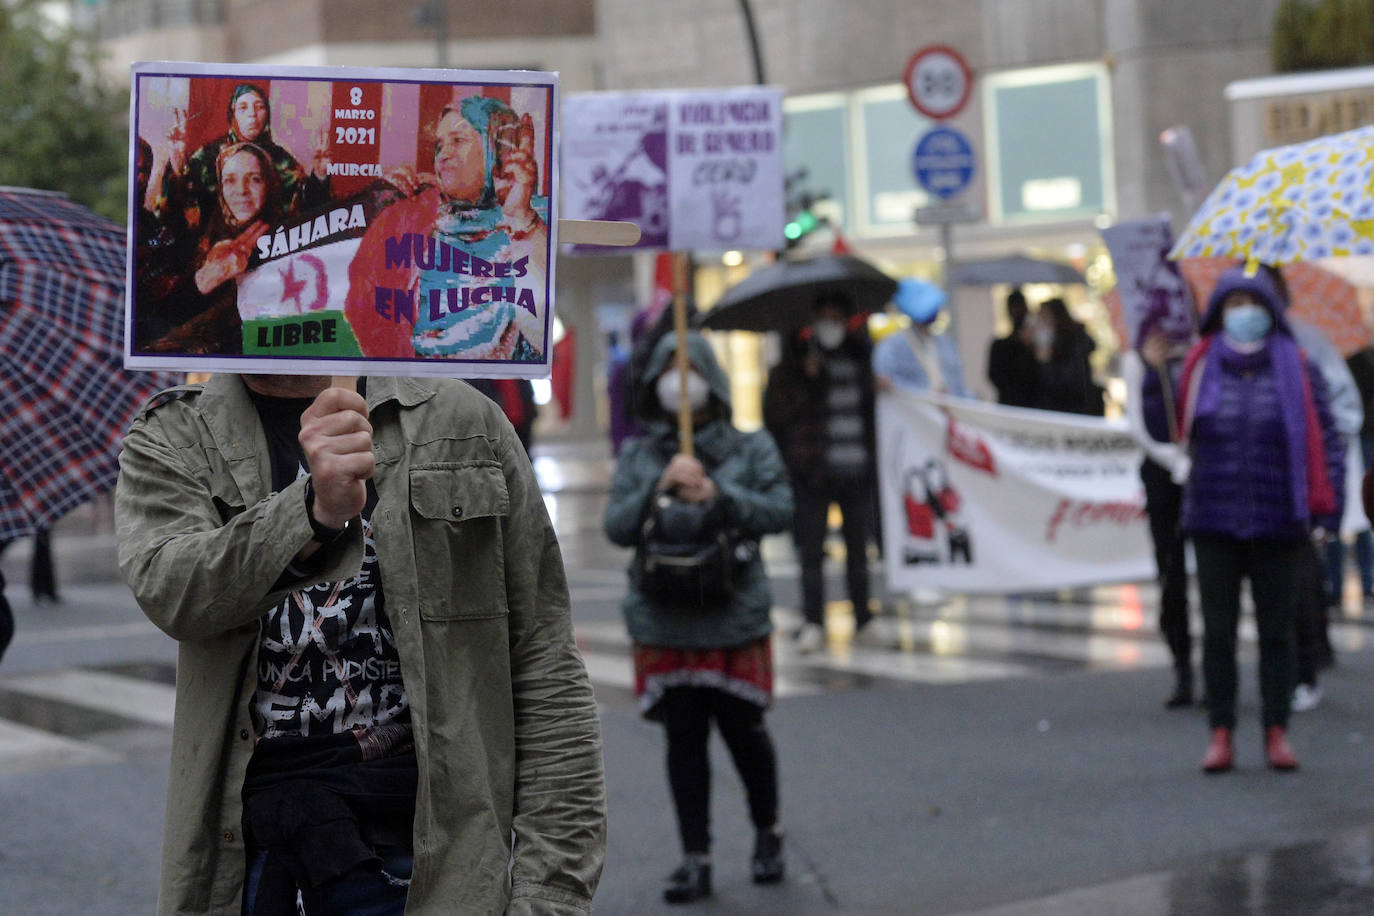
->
[[634, 448, 756, 607]]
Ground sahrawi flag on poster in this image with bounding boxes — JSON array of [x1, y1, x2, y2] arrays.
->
[[876, 391, 1155, 594], [237, 207, 366, 354]]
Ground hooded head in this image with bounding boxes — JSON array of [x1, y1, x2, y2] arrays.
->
[[1199, 264, 1292, 338], [227, 84, 270, 143], [894, 277, 948, 326], [636, 331, 733, 425]]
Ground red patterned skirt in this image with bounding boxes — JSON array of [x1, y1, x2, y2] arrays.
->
[[632, 636, 774, 720]]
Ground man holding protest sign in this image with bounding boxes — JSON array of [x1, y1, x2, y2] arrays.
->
[[116, 372, 605, 913], [118, 63, 601, 916]]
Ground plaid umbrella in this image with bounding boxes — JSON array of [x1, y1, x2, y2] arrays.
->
[[0, 187, 175, 542]]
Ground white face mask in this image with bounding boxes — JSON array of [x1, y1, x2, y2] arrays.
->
[[813, 320, 847, 350], [656, 369, 711, 414]]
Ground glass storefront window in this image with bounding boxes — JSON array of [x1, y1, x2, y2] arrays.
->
[[852, 85, 932, 237], [782, 94, 851, 233], [982, 62, 1115, 224]]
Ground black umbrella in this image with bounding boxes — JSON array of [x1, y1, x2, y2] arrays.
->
[[951, 254, 1086, 286], [697, 254, 897, 332]]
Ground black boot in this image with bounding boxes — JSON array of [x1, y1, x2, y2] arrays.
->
[[752, 826, 785, 884], [664, 854, 711, 904], [1165, 665, 1193, 709]]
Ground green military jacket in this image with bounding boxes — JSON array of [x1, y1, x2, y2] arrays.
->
[[115, 373, 605, 915]]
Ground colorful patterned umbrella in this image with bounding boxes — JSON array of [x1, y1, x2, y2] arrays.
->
[[1169, 125, 1374, 264], [0, 187, 175, 541]]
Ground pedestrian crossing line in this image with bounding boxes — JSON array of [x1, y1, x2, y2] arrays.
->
[[768, 607, 1176, 672], [576, 645, 825, 698], [0, 717, 121, 773], [797, 646, 1037, 684], [569, 584, 630, 603], [0, 668, 176, 728], [575, 622, 1044, 688], [11, 620, 161, 646]]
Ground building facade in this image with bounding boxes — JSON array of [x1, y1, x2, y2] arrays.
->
[[88, 0, 1288, 421]]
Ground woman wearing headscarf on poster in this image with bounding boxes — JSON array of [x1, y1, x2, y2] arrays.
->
[[342, 96, 550, 363], [150, 82, 330, 235], [146, 142, 278, 353], [1176, 265, 1344, 774], [603, 332, 793, 904]]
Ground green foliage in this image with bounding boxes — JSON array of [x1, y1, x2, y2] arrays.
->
[[1271, 0, 1374, 72], [0, 0, 129, 223]]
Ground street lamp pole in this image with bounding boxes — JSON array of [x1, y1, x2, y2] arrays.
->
[[737, 0, 766, 85], [414, 0, 449, 68]]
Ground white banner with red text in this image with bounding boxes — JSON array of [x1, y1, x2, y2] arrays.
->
[[877, 391, 1155, 594]]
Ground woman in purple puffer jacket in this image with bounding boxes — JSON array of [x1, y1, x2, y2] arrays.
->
[[1176, 264, 1344, 774]]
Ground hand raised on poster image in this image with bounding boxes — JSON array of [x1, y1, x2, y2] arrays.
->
[[143, 107, 188, 213], [381, 163, 440, 198], [299, 387, 375, 530], [492, 110, 541, 237], [160, 106, 189, 174], [308, 122, 332, 180], [194, 221, 269, 294]]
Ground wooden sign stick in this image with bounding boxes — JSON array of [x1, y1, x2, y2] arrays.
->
[[558, 219, 642, 247], [671, 251, 694, 459]]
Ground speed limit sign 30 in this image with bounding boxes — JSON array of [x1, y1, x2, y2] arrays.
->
[[904, 45, 973, 120]]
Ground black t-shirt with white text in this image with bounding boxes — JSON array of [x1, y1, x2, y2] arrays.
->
[[245, 388, 409, 741]]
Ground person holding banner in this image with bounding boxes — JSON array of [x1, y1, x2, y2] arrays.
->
[[1122, 305, 1197, 708], [872, 277, 970, 398], [604, 332, 792, 904], [115, 374, 605, 913], [765, 293, 881, 653], [1177, 265, 1344, 774]]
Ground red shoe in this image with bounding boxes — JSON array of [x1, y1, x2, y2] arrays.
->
[[1266, 726, 1299, 771], [1201, 727, 1234, 773]]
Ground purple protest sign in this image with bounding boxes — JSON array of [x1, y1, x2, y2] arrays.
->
[[562, 93, 668, 252], [1101, 215, 1197, 349], [562, 86, 783, 253], [666, 87, 784, 252]]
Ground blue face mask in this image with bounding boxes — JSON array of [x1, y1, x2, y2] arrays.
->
[[1223, 303, 1272, 343]]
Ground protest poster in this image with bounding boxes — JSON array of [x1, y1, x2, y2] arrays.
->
[[1100, 215, 1196, 349], [126, 62, 558, 378], [877, 391, 1154, 594], [562, 92, 669, 251], [562, 86, 783, 253]]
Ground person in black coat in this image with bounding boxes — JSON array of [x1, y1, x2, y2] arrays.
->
[[763, 292, 879, 652], [987, 288, 1041, 408]]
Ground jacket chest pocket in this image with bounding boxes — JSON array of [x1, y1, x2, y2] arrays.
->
[[409, 461, 510, 620]]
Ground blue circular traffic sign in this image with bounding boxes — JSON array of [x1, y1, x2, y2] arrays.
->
[[912, 127, 976, 200]]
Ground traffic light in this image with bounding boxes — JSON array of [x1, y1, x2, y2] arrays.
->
[[784, 209, 820, 242]]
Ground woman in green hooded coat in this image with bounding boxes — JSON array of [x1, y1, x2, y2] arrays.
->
[[604, 330, 794, 904]]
